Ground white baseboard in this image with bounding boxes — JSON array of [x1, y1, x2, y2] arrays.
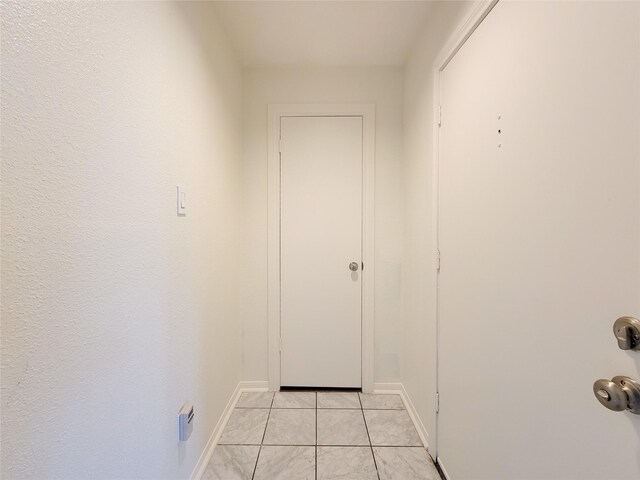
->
[[373, 382, 405, 393], [374, 382, 430, 452], [436, 456, 451, 480], [237, 380, 269, 391], [190, 381, 269, 480]]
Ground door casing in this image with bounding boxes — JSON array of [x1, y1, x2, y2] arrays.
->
[[267, 103, 376, 392]]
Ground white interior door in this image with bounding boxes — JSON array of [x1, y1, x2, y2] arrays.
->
[[280, 116, 363, 388], [438, 2, 640, 478]]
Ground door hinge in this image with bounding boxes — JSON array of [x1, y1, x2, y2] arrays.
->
[[437, 249, 441, 272], [438, 105, 442, 127], [436, 392, 440, 413]]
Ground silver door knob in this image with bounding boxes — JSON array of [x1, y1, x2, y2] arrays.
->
[[593, 379, 628, 412], [593, 376, 640, 414], [349, 262, 359, 272]]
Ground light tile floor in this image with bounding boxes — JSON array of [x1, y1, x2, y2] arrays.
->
[[203, 391, 442, 480]]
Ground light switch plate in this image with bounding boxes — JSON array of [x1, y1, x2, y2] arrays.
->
[[177, 186, 186, 216]]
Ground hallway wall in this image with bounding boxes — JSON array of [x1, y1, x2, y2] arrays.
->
[[401, 0, 475, 449], [240, 67, 404, 385], [1, 2, 242, 479]]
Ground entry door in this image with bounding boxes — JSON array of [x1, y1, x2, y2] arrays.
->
[[438, 2, 639, 478], [280, 116, 363, 388]]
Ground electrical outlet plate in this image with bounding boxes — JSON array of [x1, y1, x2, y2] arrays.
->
[[178, 403, 194, 441]]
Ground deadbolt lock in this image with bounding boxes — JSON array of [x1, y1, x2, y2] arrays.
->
[[593, 376, 640, 415], [613, 316, 640, 351]]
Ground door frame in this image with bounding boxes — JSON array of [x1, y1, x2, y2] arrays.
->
[[267, 103, 376, 393], [432, 0, 498, 460]]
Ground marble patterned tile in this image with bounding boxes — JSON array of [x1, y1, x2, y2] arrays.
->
[[374, 447, 440, 480], [202, 445, 260, 480], [359, 393, 404, 410], [317, 447, 378, 480], [317, 392, 361, 409], [364, 410, 422, 446], [236, 391, 274, 409], [218, 409, 269, 445], [253, 446, 315, 480], [263, 408, 316, 445], [272, 391, 316, 409], [317, 409, 369, 446]]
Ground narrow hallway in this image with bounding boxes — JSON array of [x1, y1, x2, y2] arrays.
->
[[2, 1, 639, 479]]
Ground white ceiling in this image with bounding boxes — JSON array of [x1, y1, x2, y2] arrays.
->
[[211, 1, 435, 67]]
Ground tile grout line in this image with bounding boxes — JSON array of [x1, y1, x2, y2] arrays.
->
[[250, 392, 275, 480], [359, 393, 381, 480]]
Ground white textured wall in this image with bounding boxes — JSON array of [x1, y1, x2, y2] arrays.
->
[[1, 2, 242, 479], [240, 67, 404, 384], [401, 1, 475, 449]]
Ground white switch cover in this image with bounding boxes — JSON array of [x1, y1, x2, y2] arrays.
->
[[177, 186, 186, 216]]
